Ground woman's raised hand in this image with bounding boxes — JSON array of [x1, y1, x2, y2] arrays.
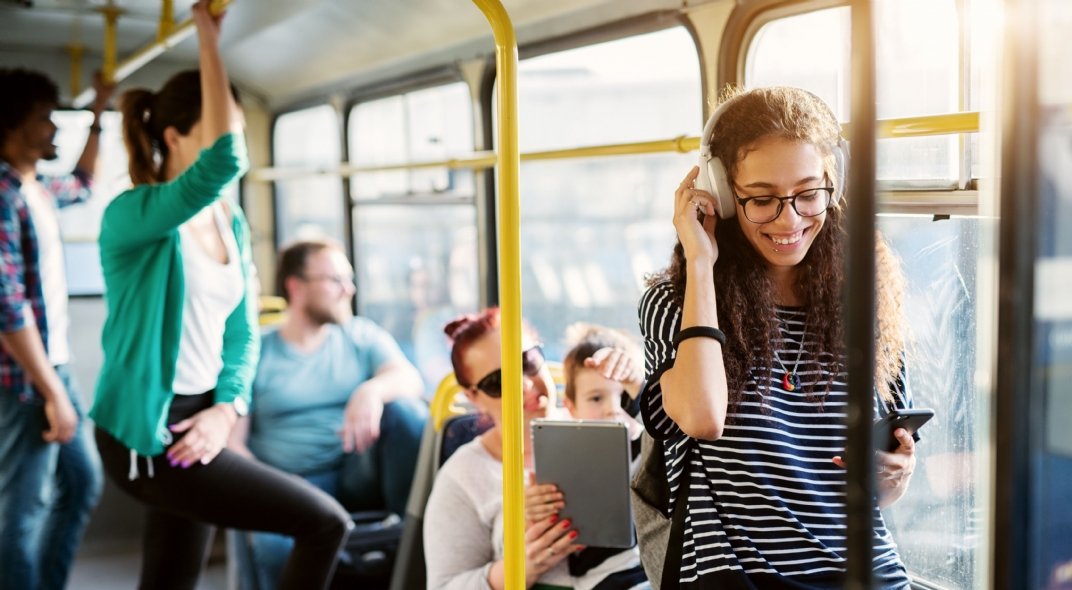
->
[[191, 0, 224, 44], [674, 166, 719, 265], [584, 346, 643, 399]]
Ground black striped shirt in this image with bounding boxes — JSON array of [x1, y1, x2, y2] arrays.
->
[[638, 280, 911, 589]]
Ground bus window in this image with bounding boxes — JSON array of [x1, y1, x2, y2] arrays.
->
[[272, 104, 345, 244], [349, 83, 475, 200], [495, 27, 701, 358], [347, 83, 478, 390], [38, 110, 127, 296], [746, 1, 963, 187]]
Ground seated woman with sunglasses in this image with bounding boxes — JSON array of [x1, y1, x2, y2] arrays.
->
[[424, 308, 581, 589]]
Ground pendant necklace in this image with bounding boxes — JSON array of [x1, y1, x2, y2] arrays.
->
[[774, 321, 806, 392]]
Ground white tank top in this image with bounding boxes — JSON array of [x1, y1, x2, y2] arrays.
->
[[22, 180, 69, 365], [172, 203, 244, 395]]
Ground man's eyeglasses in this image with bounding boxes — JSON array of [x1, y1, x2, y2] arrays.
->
[[471, 345, 545, 398], [300, 274, 355, 288], [733, 186, 835, 224]]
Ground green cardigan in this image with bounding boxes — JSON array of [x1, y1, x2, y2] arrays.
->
[[91, 133, 258, 457]]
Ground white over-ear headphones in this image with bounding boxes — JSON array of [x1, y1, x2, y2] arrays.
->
[[694, 92, 850, 219]]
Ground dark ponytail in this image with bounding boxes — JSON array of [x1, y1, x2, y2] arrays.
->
[[118, 69, 212, 186], [119, 89, 160, 185]]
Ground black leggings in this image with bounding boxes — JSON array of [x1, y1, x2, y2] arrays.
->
[[95, 392, 352, 590]]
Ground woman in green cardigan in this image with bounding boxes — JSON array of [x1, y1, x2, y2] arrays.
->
[[90, 3, 350, 589]]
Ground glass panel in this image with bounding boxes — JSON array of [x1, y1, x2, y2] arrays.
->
[[878, 215, 989, 590], [517, 154, 687, 360], [352, 205, 479, 390], [348, 82, 474, 200], [745, 1, 963, 184], [507, 28, 701, 151], [36, 110, 126, 296], [491, 28, 701, 356], [38, 110, 127, 240], [273, 105, 345, 244], [1033, 0, 1072, 586], [346, 82, 478, 391], [745, 8, 851, 120]]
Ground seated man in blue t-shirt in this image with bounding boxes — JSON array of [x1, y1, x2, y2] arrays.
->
[[228, 238, 427, 589]]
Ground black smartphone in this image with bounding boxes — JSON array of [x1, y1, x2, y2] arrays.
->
[[873, 408, 934, 452]]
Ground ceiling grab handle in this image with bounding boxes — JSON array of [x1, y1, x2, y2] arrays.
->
[[66, 43, 84, 98], [96, 4, 122, 85], [72, 0, 232, 108], [470, 0, 525, 587]]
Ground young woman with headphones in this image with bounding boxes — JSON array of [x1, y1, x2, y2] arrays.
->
[[638, 86, 917, 589]]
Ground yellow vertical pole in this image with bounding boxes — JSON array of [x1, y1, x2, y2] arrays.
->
[[97, 6, 123, 84], [66, 44, 84, 98], [470, 0, 524, 587], [157, 0, 175, 41]]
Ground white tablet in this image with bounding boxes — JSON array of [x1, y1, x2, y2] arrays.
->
[[532, 419, 637, 549]]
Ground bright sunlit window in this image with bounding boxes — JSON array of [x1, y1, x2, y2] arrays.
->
[[746, 1, 964, 186], [493, 27, 702, 359], [272, 104, 345, 245], [37, 110, 127, 296], [348, 82, 474, 200], [347, 82, 479, 391]]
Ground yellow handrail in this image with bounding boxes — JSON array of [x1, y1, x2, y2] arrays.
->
[[470, 0, 525, 587], [72, 0, 233, 108], [245, 112, 980, 183]]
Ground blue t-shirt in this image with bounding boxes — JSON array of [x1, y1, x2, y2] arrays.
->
[[248, 317, 405, 475]]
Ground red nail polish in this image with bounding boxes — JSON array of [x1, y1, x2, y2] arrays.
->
[[560, 519, 571, 528], [548, 515, 558, 524], [569, 531, 579, 539]]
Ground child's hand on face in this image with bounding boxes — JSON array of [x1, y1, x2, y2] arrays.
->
[[525, 471, 565, 523], [584, 347, 643, 399]]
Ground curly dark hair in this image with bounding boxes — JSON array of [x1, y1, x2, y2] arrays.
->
[[649, 86, 905, 407], [0, 68, 59, 146]]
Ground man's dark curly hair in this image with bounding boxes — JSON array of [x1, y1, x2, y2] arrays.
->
[[0, 68, 59, 145]]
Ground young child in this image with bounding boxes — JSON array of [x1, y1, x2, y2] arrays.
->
[[525, 323, 650, 590], [561, 323, 645, 452]]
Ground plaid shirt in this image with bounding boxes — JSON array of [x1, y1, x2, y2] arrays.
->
[[0, 160, 91, 401]]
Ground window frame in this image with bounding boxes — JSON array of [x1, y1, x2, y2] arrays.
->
[[722, 0, 984, 214]]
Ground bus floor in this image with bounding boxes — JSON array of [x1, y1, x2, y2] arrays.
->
[[69, 537, 229, 590]]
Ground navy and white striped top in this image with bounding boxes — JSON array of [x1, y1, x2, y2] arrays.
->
[[638, 280, 911, 589]]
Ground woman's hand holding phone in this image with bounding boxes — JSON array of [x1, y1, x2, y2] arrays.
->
[[832, 427, 917, 507]]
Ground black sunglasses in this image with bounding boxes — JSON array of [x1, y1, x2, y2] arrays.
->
[[472, 345, 545, 398]]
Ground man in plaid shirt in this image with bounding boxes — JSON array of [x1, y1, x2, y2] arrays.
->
[[0, 68, 113, 590]]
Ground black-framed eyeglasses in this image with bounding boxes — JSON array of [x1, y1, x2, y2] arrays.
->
[[300, 274, 355, 288], [471, 345, 545, 398], [733, 186, 835, 224]]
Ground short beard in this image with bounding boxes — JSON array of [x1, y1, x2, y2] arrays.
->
[[306, 303, 347, 326]]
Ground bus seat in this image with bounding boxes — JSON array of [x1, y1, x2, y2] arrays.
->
[[258, 295, 287, 327], [389, 373, 491, 590]]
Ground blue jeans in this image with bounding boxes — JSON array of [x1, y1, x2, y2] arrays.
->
[[231, 398, 427, 590], [0, 365, 103, 590]]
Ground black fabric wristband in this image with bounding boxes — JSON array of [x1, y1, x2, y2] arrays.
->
[[672, 326, 726, 349], [89, 124, 102, 133]]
